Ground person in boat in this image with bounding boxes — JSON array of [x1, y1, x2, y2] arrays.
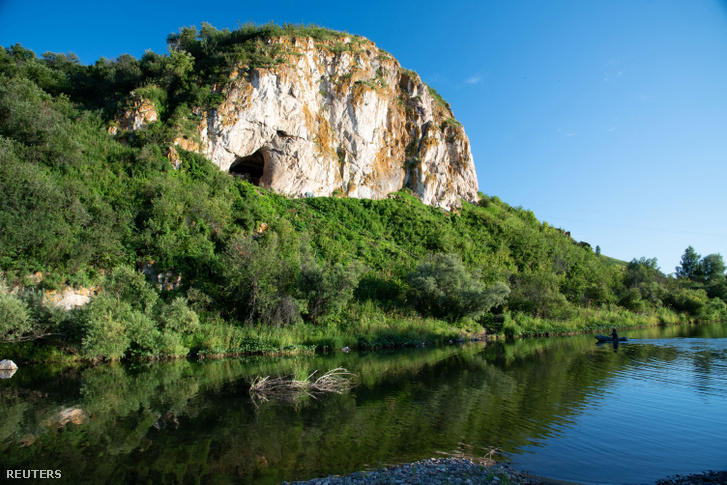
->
[[611, 328, 619, 340]]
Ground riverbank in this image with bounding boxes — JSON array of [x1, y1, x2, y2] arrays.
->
[[282, 458, 549, 485], [656, 471, 727, 484], [0, 308, 709, 366], [284, 458, 727, 485]]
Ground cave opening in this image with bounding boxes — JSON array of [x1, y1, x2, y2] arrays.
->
[[229, 149, 266, 185]]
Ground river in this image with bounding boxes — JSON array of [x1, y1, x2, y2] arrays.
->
[[1, 323, 725, 484]]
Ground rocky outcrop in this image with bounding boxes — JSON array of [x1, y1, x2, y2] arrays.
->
[[197, 36, 478, 209], [44, 287, 96, 310], [114, 35, 479, 209], [108, 92, 158, 135]]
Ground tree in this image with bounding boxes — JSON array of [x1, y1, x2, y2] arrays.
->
[[625, 257, 661, 287], [408, 253, 509, 321], [221, 231, 300, 327], [299, 259, 364, 324], [700, 253, 725, 284], [676, 246, 701, 280]]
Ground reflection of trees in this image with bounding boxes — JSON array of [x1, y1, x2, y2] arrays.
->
[[1, 324, 725, 484]]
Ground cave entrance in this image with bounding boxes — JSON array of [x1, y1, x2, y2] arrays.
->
[[229, 149, 266, 185]]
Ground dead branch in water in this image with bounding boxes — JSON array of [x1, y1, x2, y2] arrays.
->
[[249, 367, 356, 404], [309, 367, 356, 394]]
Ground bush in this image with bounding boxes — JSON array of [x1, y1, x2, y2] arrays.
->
[[80, 294, 131, 360], [155, 330, 187, 356], [508, 271, 569, 318], [408, 253, 509, 321], [702, 297, 727, 321], [300, 259, 364, 324], [665, 288, 708, 316], [221, 231, 300, 327], [156, 297, 200, 335], [619, 288, 645, 313], [503, 318, 522, 338], [0, 292, 33, 341], [125, 310, 161, 357], [105, 265, 158, 314]]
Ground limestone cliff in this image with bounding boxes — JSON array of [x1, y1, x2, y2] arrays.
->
[[124, 35, 479, 209]]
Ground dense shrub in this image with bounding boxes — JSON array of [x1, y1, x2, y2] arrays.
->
[[664, 288, 708, 316], [221, 231, 301, 327], [0, 292, 32, 342], [408, 253, 510, 321], [81, 295, 132, 360], [124, 310, 161, 357], [156, 297, 200, 335], [300, 259, 364, 324], [105, 265, 158, 314]]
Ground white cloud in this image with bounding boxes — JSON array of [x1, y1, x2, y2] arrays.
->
[[464, 75, 482, 85]]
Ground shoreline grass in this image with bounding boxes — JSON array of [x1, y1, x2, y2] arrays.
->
[[2, 306, 719, 366]]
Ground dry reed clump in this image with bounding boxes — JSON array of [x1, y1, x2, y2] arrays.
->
[[249, 367, 356, 404]]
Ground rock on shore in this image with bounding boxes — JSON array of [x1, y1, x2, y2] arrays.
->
[[656, 470, 727, 484]]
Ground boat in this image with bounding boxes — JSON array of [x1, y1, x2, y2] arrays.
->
[[595, 334, 627, 342]]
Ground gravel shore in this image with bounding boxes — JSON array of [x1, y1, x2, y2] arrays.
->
[[655, 470, 727, 484], [283, 458, 727, 484], [283, 457, 549, 484]]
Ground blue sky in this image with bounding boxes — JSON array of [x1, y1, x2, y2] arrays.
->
[[2, 0, 726, 272]]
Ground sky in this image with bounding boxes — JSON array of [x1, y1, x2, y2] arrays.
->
[[2, 0, 726, 273]]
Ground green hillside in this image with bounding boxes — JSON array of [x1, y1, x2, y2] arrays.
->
[[1, 24, 725, 362]]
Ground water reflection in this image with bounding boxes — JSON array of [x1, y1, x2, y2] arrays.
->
[[1, 323, 726, 484]]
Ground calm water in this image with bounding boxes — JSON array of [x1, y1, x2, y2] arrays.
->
[[1, 324, 726, 484]]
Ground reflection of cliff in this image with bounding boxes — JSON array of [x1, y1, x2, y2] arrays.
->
[[1, 336, 719, 484]]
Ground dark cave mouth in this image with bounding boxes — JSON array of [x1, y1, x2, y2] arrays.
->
[[229, 149, 266, 185]]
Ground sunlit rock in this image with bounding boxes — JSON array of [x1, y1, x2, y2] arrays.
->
[[197, 37, 478, 209]]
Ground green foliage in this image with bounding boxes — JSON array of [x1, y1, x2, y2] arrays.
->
[[664, 288, 708, 316], [0, 290, 32, 342], [300, 259, 364, 324], [124, 310, 161, 357], [156, 297, 199, 335], [676, 246, 701, 280], [699, 253, 726, 284], [105, 266, 158, 314], [221, 231, 301, 327], [1, 32, 724, 362], [426, 85, 450, 111], [408, 253, 510, 321], [80, 294, 132, 360], [508, 271, 571, 319], [442, 117, 461, 129]]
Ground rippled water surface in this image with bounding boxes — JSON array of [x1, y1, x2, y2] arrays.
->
[[1, 323, 726, 484], [509, 326, 727, 484]]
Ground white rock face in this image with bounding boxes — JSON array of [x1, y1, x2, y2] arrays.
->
[[197, 36, 479, 209], [45, 287, 95, 310]]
